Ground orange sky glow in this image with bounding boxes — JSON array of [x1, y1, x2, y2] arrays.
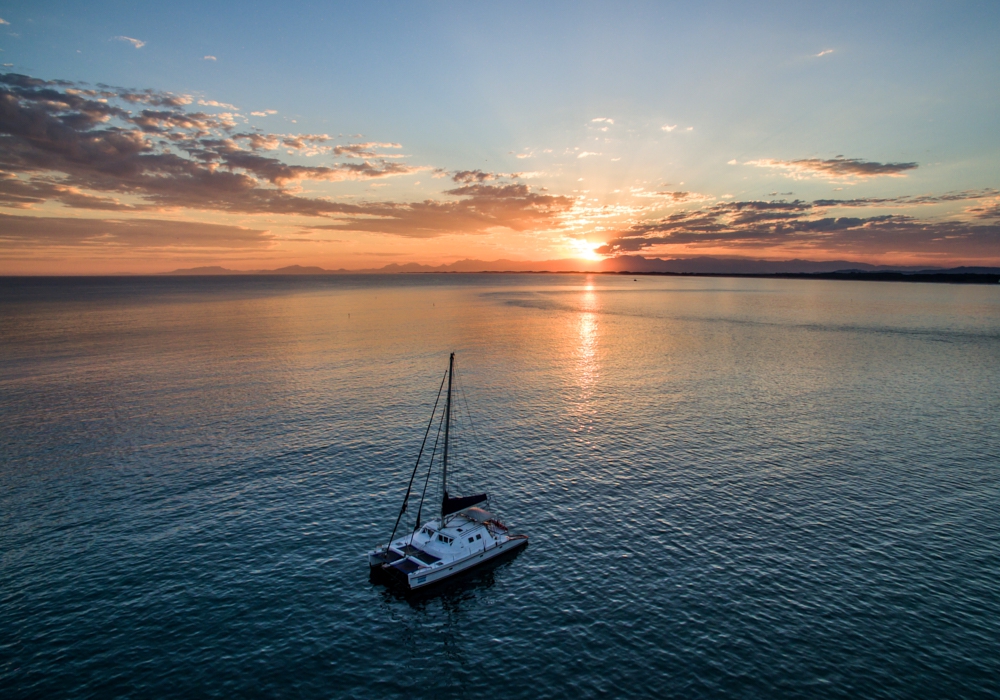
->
[[1, 4, 998, 274]]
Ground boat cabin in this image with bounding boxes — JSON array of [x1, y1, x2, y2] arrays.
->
[[375, 507, 508, 577]]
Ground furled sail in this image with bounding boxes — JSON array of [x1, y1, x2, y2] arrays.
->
[[442, 491, 488, 516]]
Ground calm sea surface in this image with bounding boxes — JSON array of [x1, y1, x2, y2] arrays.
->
[[1, 274, 999, 699]]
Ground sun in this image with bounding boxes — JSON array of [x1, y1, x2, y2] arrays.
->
[[569, 239, 606, 261]]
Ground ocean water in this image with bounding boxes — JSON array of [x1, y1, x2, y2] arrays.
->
[[1, 273, 999, 699]]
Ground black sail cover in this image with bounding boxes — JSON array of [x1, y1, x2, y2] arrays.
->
[[442, 491, 488, 516]]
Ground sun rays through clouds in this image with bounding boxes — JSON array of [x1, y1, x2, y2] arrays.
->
[[0, 66, 997, 271]]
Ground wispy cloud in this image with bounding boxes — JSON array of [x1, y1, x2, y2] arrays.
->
[[812, 189, 998, 208], [250, 109, 277, 117], [0, 18, 9, 25], [0, 213, 273, 249], [113, 36, 146, 49], [333, 141, 403, 158], [203, 55, 217, 61], [745, 157, 918, 180], [308, 182, 574, 238], [661, 124, 676, 132], [577, 151, 600, 158], [815, 49, 834, 57], [592, 117, 614, 124], [633, 190, 712, 203], [198, 99, 237, 110]]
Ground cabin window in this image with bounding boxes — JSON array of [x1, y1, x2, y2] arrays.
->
[[468, 537, 474, 543], [475, 534, 482, 540]]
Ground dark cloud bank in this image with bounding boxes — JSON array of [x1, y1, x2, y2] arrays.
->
[[598, 197, 1000, 260]]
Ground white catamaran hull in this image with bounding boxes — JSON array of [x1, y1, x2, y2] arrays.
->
[[407, 536, 527, 589], [369, 505, 527, 590]]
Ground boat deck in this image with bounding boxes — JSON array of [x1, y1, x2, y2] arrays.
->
[[391, 558, 421, 574]]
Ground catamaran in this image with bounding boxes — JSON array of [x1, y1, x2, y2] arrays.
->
[[368, 353, 528, 589]]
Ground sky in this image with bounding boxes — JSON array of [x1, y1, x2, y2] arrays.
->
[[0, 0, 998, 273]]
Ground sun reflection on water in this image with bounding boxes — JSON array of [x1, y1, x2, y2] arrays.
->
[[575, 280, 600, 391]]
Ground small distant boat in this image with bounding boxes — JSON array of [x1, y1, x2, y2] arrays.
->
[[368, 353, 528, 589]]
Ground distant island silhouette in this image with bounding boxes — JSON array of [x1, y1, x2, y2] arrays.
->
[[161, 257, 1000, 284]]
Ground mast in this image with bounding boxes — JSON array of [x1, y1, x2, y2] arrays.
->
[[441, 352, 454, 519]]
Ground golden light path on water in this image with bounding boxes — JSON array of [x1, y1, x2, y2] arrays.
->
[[570, 278, 601, 451], [576, 280, 600, 392]]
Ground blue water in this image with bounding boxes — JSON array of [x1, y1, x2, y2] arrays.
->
[[2, 274, 999, 699]]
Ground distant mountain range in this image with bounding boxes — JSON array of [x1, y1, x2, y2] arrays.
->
[[162, 256, 1000, 276]]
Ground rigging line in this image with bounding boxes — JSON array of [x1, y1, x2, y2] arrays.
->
[[415, 387, 447, 530], [456, 364, 496, 472], [448, 366, 469, 493], [454, 364, 498, 502], [386, 370, 447, 549]]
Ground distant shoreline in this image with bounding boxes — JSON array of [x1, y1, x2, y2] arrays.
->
[[2, 270, 998, 284]]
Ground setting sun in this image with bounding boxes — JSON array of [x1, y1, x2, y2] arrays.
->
[[567, 239, 606, 262]]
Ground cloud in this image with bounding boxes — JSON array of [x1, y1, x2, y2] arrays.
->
[[0, 213, 273, 249], [116, 89, 192, 107], [633, 190, 712, 203], [577, 151, 600, 158], [592, 118, 614, 124], [746, 157, 919, 180], [9, 70, 987, 262], [333, 141, 403, 158], [0, 72, 419, 216], [812, 189, 999, 208], [113, 36, 146, 49], [250, 109, 277, 117], [596, 197, 1000, 259], [308, 183, 574, 238], [451, 169, 494, 183], [129, 109, 235, 134], [0, 172, 139, 210], [203, 55, 217, 61], [0, 72, 575, 242], [661, 124, 676, 132], [198, 99, 237, 109], [815, 49, 834, 57], [280, 133, 332, 153], [965, 196, 1000, 220], [0, 18, 9, 25]]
